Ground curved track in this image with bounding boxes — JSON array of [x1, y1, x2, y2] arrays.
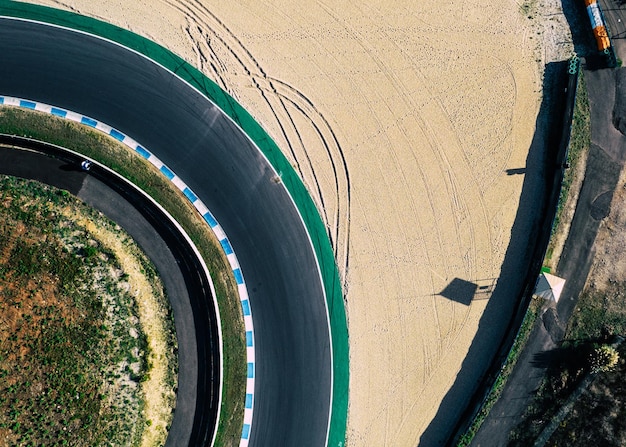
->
[[0, 138, 215, 446], [0, 18, 332, 447]]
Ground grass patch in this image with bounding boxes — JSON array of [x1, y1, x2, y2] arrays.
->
[[0, 105, 246, 446], [568, 285, 626, 344], [545, 70, 591, 268], [0, 175, 176, 446]]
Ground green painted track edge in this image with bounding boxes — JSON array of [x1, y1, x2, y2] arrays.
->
[[0, 1, 349, 446]]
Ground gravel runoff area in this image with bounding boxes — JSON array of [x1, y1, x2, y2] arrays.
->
[[21, 1, 574, 445]]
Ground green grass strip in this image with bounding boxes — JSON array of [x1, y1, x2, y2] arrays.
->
[[0, 2, 349, 445]]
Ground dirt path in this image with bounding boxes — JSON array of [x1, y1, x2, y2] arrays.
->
[[23, 1, 560, 445]]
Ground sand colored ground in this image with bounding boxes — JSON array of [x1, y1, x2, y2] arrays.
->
[[23, 1, 565, 445]]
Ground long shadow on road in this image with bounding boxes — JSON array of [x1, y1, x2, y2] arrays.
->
[[460, 4, 626, 446], [419, 61, 569, 447], [471, 66, 626, 447]]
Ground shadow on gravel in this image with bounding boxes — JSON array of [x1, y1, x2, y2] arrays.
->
[[506, 168, 527, 176], [418, 61, 570, 447], [440, 279, 479, 306]]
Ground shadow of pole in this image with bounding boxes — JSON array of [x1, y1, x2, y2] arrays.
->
[[505, 168, 527, 176], [418, 61, 571, 446]]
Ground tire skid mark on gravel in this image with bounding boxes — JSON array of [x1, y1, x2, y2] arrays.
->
[[317, 38, 451, 441], [320, 11, 475, 295], [173, 3, 320, 206], [374, 19, 486, 285], [234, 0, 353, 284], [266, 80, 352, 278], [182, 24, 229, 94], [309, 2, 516, 443], [353, 118, 440, 394], [405, 68, 498, 389], [42, 0, 80, 13], [160, 0, 352, 283], [317, 0, 481, 288], [379, 40, 523, 447], [373, 115, 446, 378], [162, 1, 344, 284], [370, 118, 445, 378], [252, 80, 335, 239]]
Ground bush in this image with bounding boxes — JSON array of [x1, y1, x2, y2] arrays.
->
[[590, 345, 619, 373]]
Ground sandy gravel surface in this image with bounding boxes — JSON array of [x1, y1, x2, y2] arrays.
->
[[23, 1, 554, 445]]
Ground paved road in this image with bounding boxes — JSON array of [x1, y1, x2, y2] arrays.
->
[[601, 0, 626, 62], [0, 18, 332, 447], [0, 143, 203, 446]]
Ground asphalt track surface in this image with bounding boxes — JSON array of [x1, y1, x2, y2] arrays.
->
[[0, 18, 332, 447], [0, 142, 206, 446]]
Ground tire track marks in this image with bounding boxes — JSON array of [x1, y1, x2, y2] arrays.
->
[[266, 78, 352, 280], [160, 0, 352, 283], [313, 1, 454, 398], [310, 3, 513, 444], [317, 0, 483, 342]]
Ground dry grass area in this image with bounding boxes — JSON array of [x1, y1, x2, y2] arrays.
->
[[22, 0, 574, 444], [62, 211, 177, 446], [0, 175, 176, 446]]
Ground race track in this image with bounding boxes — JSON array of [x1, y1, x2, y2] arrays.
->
[[0, 141, 208, 445], [0, 18, 332, 447]]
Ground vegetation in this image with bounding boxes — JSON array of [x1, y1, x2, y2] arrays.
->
[[509, 337, 626, 446], [589, 344, 619, 373], [0, 175, 176, 446], [0, 105, 246, 445], [541, 343, 626, 446], [505, 63, 626, 442], [509, 278, 626, 445], [455, 297, 543, 447], [545, 69, 590, 266]]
